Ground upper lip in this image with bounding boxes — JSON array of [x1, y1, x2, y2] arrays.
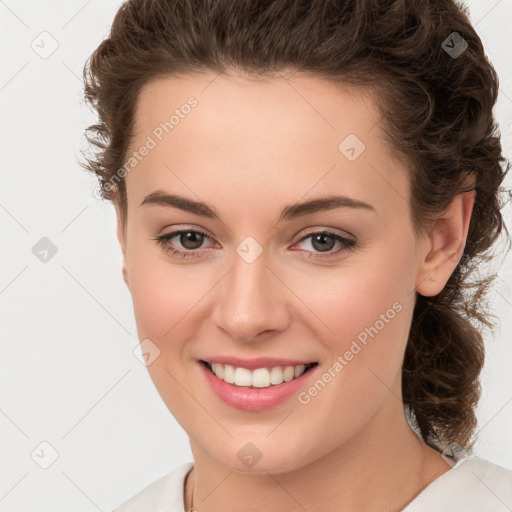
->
[[199, 356, 317, 370]]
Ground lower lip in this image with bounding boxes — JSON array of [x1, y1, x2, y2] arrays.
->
[[198, 361, 318, 412]]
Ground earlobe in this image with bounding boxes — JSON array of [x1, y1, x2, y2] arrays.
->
[[416, 188, 476, 297]]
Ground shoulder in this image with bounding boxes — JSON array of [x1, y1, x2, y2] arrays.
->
[[111, 462, 194, 512], [404, 455, 512, 511]]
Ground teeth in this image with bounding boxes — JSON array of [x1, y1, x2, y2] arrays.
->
[[208, 362, 309, 388], [251, 368, 270, 388], [223, 364, 235, 384], [211, 362, 224, 379], [234, 367, 252, 386]]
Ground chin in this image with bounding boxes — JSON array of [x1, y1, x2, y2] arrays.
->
[[202, 438, 319, 475]]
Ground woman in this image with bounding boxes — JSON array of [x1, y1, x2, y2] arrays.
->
[[82, 0, 512, 510]]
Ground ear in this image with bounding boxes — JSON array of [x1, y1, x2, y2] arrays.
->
[[113, 193, 130, 289], [416, 185, 476, 297]]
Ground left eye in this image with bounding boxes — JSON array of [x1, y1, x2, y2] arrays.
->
[[153, 229, 356, 260], [294, 231, 356, 258]]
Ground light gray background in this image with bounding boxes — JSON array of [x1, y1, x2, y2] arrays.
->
[[0, 1, 511, 510]]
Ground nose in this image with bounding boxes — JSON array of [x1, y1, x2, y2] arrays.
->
[[211, 249, 290, 343]]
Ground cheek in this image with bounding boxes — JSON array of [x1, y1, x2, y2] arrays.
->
[[289, 244, 415, 406], [125, 248, 208, 420], [289, 281, 412, 455], [294, 245, 415, 422], [290, 246, 413, 352], [125, 231, 205, 340]]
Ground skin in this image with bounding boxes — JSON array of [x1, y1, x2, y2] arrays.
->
[[113, 71, 475, 512]]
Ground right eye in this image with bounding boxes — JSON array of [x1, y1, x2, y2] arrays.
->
[[153, 229, 214, 259]]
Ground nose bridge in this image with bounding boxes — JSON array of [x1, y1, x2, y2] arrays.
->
[[213, 242, 288, 340]]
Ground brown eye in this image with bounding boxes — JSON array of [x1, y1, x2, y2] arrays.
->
[[177, 231, 205, 250], [294, 230, 356, 260], [309, 233, 337, 252], [153, 229, 212, 259]]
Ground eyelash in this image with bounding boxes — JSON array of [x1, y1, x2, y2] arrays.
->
[[153, 228, 357, 260]]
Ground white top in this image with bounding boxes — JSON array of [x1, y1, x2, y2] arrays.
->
[[112, 455, 512, 512]]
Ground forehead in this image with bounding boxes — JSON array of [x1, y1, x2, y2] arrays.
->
[[132, 71, 381, 150], [125, 72, 409, 220]]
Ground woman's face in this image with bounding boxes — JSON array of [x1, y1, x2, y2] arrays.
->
[[117, 72, 431, 473]]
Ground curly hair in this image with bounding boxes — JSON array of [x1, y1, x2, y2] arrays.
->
[[81, 0, 510, 452]]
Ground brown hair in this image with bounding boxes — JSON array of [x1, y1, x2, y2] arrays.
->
[[82, 0, 510, 452]]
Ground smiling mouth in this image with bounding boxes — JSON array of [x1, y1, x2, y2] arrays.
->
[[200, 360, 319, 388]]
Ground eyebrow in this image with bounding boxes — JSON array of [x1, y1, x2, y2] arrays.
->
[[141, 190, 376, 221]]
